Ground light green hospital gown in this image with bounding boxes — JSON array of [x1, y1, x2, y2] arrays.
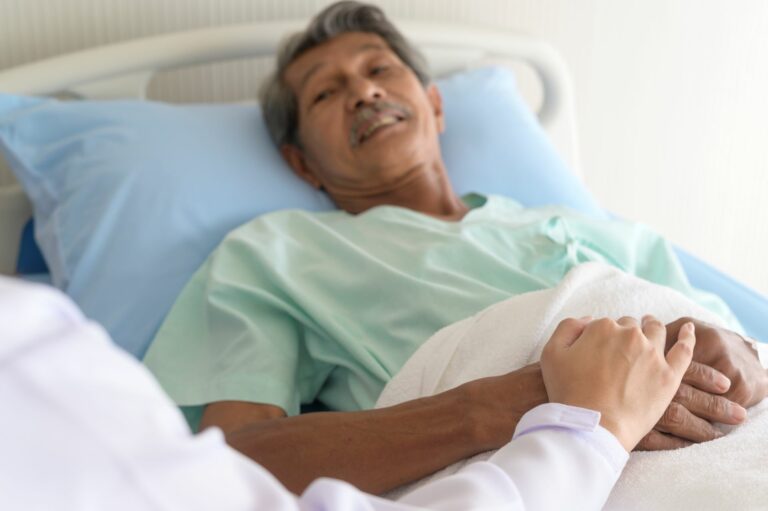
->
[[143, 194, 739, 429]]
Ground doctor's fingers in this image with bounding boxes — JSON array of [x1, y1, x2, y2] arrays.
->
[[616, 316, 639, 329], [616, 316, 665, 352], [545, 317, 592, 351], [640, 315, 666, 351]]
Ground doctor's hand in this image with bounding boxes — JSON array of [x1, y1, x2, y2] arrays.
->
[[540, 315, 695, 452]]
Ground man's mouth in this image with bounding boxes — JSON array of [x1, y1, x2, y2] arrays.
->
[[350, 102, 411, 148]]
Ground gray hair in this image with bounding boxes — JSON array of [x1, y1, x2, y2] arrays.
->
[[259, 1, 430, 148]]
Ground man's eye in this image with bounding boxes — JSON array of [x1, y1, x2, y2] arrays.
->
[[314, 90, 332, 103], [370, 65, 389, 76]]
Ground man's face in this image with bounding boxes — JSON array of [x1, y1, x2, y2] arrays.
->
[[282, 31, 445, 197]]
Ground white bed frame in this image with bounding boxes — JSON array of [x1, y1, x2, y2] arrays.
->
[[0, 20, 580, 275]]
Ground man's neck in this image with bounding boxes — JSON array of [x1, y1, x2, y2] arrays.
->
[[330, 162, 470, 221]]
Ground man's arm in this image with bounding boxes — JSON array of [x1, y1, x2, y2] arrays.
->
[[199, 354, 744, 494], [200, 364, 548, 495]]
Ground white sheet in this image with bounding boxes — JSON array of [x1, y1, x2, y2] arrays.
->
[[377, 262, 768, 510]]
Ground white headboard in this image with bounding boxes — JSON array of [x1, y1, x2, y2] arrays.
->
[[0, 20, 580, 274]]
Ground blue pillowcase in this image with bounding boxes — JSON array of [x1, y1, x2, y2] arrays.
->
[[16, 219, 47, 274], [0, 67, 603, 357]]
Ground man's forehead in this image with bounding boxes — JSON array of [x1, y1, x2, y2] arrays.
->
[[284, 32, 394, 91]]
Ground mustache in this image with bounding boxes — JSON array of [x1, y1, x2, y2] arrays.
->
[[349, 101, 413, 147]]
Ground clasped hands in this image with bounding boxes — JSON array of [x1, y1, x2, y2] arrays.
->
[[541, 316, 768, 451], [633, 318, 767, 450]]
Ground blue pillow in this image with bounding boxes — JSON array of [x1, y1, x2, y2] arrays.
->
[[16, 219, 47, 273], [0, 67, 603, 357]]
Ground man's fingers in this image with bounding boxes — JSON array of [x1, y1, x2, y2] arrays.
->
[[674, 383, 747, 425], [654, 401, 724, 443], [682, 361, 731, 394], [666, 321, 696, 379], [546, 317, 591, 350], [641, 314, 666, 351], [635, 429, 693, 451]]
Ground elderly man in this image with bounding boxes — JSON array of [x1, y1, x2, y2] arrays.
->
[[143, 1, 768, 495]]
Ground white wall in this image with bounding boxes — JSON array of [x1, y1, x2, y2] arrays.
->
[[1, 0, 766, 295]]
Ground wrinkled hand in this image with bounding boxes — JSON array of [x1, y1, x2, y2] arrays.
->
[[636, 317, 767, 451], [636, 361, 744, 450], [667, 318, 768, 407]]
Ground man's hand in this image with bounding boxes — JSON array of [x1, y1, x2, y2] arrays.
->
[[636, 317, 768, 451], [666, 318, 768, 407], [636, 361, 744, 449]]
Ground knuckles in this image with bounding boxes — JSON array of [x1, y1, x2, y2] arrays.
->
[[558, 317, 583, 332], [645, 317, 663, 328], [674, 383, 692, 402], [587, 317, 615, 336], [727, 379, 752, 406], [626, 326, 645, 343], [684, 361, 708, 382], [660, 402, 685, 427], [706, 395, 730, 418], [658, 366, 676, 387], [675, 338, 694, 357]]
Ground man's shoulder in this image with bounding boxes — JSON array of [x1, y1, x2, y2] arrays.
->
[[222, 208, 349, 244]]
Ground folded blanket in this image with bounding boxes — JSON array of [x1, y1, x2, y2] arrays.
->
[[376, 262, 768, 509]]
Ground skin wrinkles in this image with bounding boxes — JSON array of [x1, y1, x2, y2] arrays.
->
[[298, 42, 384, 93]]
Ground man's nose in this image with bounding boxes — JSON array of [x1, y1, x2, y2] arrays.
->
[[346, 76, 385, 110]]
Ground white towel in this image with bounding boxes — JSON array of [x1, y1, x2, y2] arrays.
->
[[377, 262, 768, 509]]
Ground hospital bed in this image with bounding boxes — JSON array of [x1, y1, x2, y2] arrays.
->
[[1, 16, 768, 511], [0, 19, 766, 356]]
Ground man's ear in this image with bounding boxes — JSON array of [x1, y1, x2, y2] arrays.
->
[[280, 144, 322, 189], [426, 83, 445, 133]]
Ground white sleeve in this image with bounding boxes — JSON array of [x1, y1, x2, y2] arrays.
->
[[748, 337, 768, 369], [759, 343, 768, 369], [0, 276, 628, 511], [298, 404, 628, 511], [739, 335, 768, 369], [0, 277, 299, 511], [393, 404, 627, 511]]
